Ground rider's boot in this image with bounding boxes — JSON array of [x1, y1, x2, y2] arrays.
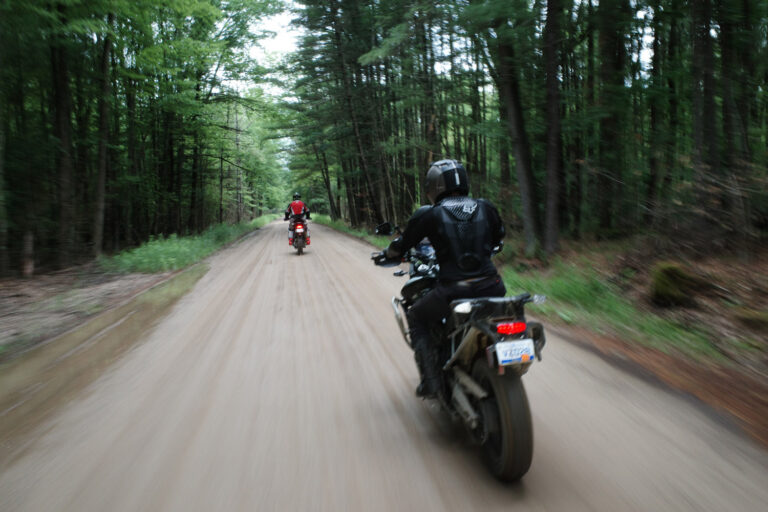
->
[[306, 236, 311, 245], [289, 238, 293, 245], [413, 337, 440, 398]]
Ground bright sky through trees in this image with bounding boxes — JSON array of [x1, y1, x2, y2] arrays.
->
[[245, 9, 300, 95], [251, 11, 299, 61]]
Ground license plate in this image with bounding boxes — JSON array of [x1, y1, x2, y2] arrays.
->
[[296, 227, 304, 233], [495, 339, 535, 365]]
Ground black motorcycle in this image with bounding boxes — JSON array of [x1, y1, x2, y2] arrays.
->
[[372, 222, 546, 482]]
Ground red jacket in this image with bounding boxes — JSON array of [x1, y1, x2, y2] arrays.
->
[[286, 200, 310, 218]]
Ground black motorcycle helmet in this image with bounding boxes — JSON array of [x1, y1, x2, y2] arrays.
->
[[425, 159, 469, 204], [293, 192, 301, 200]]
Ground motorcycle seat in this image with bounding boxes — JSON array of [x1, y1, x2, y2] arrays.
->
[[449, 293, 531, 318]]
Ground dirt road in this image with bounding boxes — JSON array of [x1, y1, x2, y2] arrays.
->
[[1, 221, 767, 511]]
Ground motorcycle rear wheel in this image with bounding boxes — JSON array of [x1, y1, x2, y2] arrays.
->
[[298, 246, 303, 255], [472, 359, 533, 482]]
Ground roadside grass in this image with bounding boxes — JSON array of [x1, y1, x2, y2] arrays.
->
[[504, 261, 721, 360], [312, 214, 392, 249], [99, 214, 279, 273], [310, 217, 721, 361]]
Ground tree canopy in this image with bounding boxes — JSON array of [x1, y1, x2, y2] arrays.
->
[[0, 0, 288, 273], [285, 0, 767, 256], [1, 0, 766, 274]]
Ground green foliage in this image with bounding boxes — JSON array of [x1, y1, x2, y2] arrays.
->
[[503, 262, 719, 359], [286, 0, 768, 251], [99, 215, 278, 273], [3, 0, 768, 273], [0, 0, 286, 273]]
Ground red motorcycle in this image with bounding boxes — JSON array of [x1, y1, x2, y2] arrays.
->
[[290, 216, 310, 255]]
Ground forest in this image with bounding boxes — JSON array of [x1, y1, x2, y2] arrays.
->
[[1, 0, 767, 275]]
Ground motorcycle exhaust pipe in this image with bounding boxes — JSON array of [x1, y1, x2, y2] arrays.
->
[[451, 380, 480, 430], [453, 368, 487, 399], [390, 297, 410, 346]]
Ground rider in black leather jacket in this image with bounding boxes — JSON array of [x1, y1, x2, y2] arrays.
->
[[383, 159, 506, 398]]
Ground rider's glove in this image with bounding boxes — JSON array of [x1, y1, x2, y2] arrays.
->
[[372, 251, 389, 265]]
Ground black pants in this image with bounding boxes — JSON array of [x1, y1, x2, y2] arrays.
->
[[407, 275, 507, 350]]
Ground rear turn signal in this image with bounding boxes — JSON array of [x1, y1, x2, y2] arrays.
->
[[496, 322, 527, 335]]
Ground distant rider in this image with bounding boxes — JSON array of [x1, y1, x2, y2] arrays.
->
[[375, 159, 506, 398], [285, 192, 311, 245]]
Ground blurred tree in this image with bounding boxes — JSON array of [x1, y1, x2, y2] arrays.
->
[[2, 0, 767, 273], [0, 0, 286, 274], [286, 0, 767, 254], [544, 0, 563, 255]]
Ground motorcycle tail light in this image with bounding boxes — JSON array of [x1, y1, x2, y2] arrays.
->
[[496, 321, 527, 335]]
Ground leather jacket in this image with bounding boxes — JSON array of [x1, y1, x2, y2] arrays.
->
[[386, 195, 504, 282]]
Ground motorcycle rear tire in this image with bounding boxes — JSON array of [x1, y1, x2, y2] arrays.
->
[[472, 359, 533, 482], [298, 246, 303, 255]]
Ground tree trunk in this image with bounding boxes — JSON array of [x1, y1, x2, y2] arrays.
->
[[73, 66, 91, 241], [234, 106, 242, 224], [92, 13, 113, 257], [646, 0, 663, 223], [585, 0, 596, 233], [691, 0, 720, 217], [175, 132, 184, 231], [403, 104, 417, 215], [0, 120, 7, 275], [22, 231, 34, 277], [495, 39, 541, 256], [314, 143, 339, 219], [124, 72, 139, 246], [544, 0, 562, 255], [661, 12, 680, 224], [421, 11, 438, 171], [51, 5, 75, 267], [469, 41, 482, 193], [330, 0, 383, 224], [341, 158, 359, 226], [219, 148, 224, 224], [162, 113, 174, 234], [498, 101, 511, 195], [719, 3, 748, 164], [596, 0, 629, 234], [188, 135, 200, 233], [691, 0, 717, 176]]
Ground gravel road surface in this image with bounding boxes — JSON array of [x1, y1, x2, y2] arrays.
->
[[1, 221, 766, 511]]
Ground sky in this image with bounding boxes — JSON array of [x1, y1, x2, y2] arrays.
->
[[251, 9, 300, 62], [221, 9, 299, 94]]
